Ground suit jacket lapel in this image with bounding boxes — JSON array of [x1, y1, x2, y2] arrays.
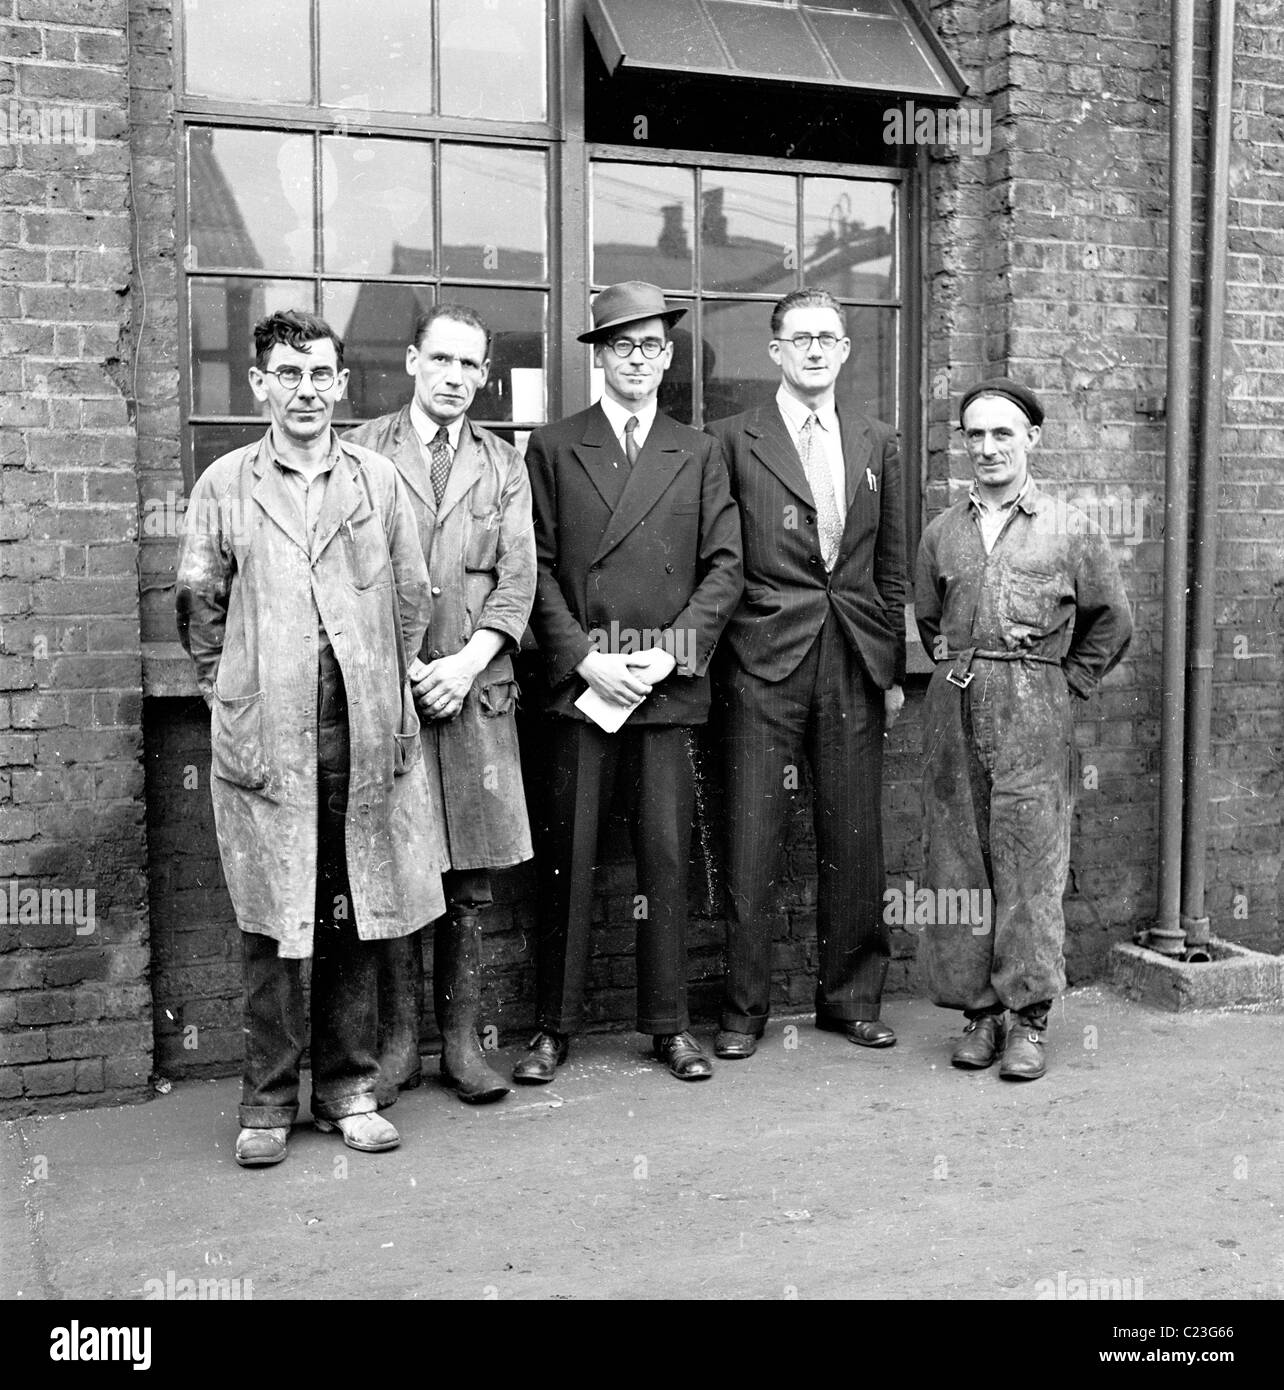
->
[[592, 411, 689, 565], [381, 406, 435, 512], [311, 444, 368, 562], [570, 403, 627, 512], [436, 418, 486, 522], [838, 410, 875, 515], [746, 406, 814, 507], [250, 435, 310, 555]]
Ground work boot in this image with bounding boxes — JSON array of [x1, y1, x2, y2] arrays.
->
[[374, 930, 425, 1108], [434, 908, 510, 1104], [952, 1010, 1006, 1069], [999, 1001, 1050, 1081]]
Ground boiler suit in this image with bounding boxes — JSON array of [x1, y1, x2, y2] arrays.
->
[[914, 483, 1132, 1017]]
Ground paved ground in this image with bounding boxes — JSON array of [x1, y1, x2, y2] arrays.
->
[[2, 986, 1282, 1303]]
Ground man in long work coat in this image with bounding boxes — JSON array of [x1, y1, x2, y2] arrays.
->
[[346, 303, 536, 1106], [515, 281, 743, 1084], [177, 310, 445, 1166], [707, 287, 908, 1061], [915, 378, 1132, 1080]]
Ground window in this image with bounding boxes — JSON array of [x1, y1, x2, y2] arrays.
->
[[590, 156, 903, 429], [177, 0, 551, 478]]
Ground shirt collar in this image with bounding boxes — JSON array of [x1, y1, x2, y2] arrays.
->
[[264, 427, 341, 477], [410, 399, 467, 453], [598, 392, 658, 442], [968, 474, 1033, 515], [776, 385, 838, 437]]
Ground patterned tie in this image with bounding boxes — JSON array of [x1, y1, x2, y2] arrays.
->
[[429, 424, 451, 505], [800, 413, 843, 572], [623, 415, 640, 469]]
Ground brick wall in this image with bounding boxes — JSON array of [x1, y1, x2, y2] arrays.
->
[[927, 0, 1284, 961], [0, 0, 151, 1115]]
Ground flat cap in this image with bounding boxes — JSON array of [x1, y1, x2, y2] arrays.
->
[[959, 377, 1045, 428]]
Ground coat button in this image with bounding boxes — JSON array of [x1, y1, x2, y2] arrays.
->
[[665, 564, 674, 574], [808, 556, 819, 566], [806, 515, 816, 526], [431, 586, 442, 596]]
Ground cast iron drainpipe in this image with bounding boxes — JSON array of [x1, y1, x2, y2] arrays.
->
[[1179, 0, 1236, 964], [1149, 0, 1196, 958]]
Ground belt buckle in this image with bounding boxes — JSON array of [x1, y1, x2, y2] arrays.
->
[[946, 669, 974, 690]]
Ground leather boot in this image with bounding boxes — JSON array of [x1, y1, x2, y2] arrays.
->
[[434, 909, 510, 1104], [374, 931, 424, 1109]]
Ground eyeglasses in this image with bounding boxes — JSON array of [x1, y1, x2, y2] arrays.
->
[[774, 333, 844, 352], [606, 337, 667, 359], [260, 365, 340, 391]]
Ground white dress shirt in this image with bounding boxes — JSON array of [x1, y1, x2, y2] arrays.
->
[[410, 399, 466, 464], [776, 386, 847, 525], [598, 393, 658, 461], [969, 476, 1031, 554]]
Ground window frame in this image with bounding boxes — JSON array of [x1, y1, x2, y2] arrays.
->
[[173, 0, 560, 488]]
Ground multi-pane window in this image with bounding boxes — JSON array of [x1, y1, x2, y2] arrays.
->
[[178, 0, 550, 478], [590, 159, 901, 428]]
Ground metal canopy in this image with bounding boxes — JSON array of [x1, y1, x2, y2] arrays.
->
[[584, 0, 969, 102]]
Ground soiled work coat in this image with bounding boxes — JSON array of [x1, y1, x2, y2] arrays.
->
[[344, 407, 535, 869], [176, 432, 446, 958]]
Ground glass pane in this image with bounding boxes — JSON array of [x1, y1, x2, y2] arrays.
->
[[705, 2, 832, 81], [836, 306, 898, 424], [188, 129, 315, 274], [440, 0, 546, 123], [321, 137, 434, 276], [701, 301, 778, 423], [192, 424, 270, 481], [700, 170, 795, 296], [319, 0, 433, 114], [183, 0, 310, 103], [592, 162, 694, 292], [328, 284, 547, 425], [190, 277, 315, 415], [804, 178, 897, 300], [441, 146, 546, 281]]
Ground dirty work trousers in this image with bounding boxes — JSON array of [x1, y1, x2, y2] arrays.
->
[[534, 719, 695, 1037], [919, 657, 1075, 1014], [719, 611, 889, 1034], [239, 643, 381, 1128]]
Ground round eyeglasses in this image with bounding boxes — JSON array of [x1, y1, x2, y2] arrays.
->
[[260, 365, 339, 391], [606, 337, 667, 359], [774, 333, 843, 352]]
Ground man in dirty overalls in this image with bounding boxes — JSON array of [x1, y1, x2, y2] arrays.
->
[[177, 310, 445, 1165], [346, 304, 536, 1107], [914, 379, 1132, 1080]]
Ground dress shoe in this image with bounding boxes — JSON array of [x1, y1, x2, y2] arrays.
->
[[999, 1026, 1047, 1081], [714, 1029, 758, 1060], [952, 1013, 1006, 1069], [512, 1030, 568, 1085], [653, 1031, 713, 1081], [235, 1125, 289, 1167], [314, 1111, 400, 1151], [816, 1016, 896, 1048]]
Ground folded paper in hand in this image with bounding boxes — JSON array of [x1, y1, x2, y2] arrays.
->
[[575, 686, 644, 733]]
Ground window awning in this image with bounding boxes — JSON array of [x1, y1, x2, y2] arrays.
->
[[584, 0, 968, 103]]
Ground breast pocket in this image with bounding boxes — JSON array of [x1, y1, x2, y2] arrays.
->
[[465, 508, 499, 571], [1002, 567, 1063, 632], [345, 511, 392, 591]]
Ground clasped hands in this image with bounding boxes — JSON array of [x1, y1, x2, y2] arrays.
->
[[576, 647, 677, 708], [408, 652, 477, 721]]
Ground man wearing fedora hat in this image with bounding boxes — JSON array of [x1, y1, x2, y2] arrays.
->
[[915, 378, 1132, 1080], [515, 281, 742, 1083]]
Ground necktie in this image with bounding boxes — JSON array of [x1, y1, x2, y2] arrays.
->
[[800, 413, 843, 571], [430, 424, 451, 505], [623, 415, 640, 468]]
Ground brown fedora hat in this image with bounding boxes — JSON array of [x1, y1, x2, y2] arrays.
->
[[577, 281, 687, 343]]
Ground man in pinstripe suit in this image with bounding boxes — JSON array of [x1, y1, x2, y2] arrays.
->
[[707, 288, 908, 1059]]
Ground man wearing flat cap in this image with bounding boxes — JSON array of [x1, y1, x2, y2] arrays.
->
[[915, 378, 1132, 1079], [516, 281, 743, 1084]]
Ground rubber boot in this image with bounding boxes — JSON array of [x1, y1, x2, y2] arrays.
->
[[435, 909, 510, 1104], [374, 930, 424, 1109]]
